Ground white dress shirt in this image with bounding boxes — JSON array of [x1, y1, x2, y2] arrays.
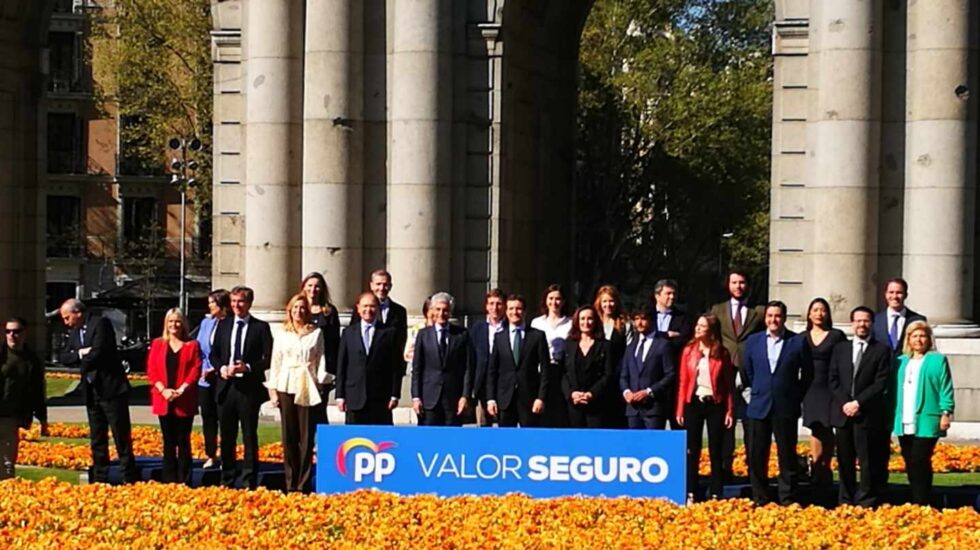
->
[[731, 298, 747, 327], [487, 318, 504, 353], [902, 357, 924, 434], [380, 299, 390, 324], [635, 332, 653, 362], [229, 315, 252, 375], [889, 308, 907, 341], [530, 315, 571, 362]]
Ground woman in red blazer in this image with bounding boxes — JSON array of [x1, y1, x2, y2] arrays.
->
[[147, 308, 201, 484], [676, 314, 734, 501]]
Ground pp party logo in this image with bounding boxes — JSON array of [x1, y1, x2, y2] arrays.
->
[[336, 438, 397, 482]]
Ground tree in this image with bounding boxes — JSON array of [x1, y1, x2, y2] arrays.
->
[[575, 0, 773, 309], [91, 0, 213, 217]]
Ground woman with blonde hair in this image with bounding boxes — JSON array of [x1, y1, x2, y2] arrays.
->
[[146, 308, 201, 484], [893, 320, 955, 505], [593, 285, 630, 361], [266, 294, 329, 492]]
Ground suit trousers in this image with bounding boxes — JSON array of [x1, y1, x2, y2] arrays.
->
[[278, 391, 314, 493], [198, 384, 219, 460], [899, 435, 938, 506], [567, 403, 606, 428], [87, 394, 137, 483], [218, 387, 261, 489], [684, 400, 726, 498], [158, 414, 194, 485], [0, 417, 20, 480], [420, 397, 463, 426], [542, 363, 569, 428], [836, 420, 883, 507], [346, 401, 394, 425], [627, 414, 667, 429], [747, 414, 798, 505], [474, 399, 493, 427], [498, 401, 540, 428]]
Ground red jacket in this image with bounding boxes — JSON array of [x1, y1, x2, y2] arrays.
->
[[147, 338, 201, 417], [676, 343, 735, 419]]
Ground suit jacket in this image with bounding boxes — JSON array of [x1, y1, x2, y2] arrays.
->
[[468, 319, 507, 401], [653, 306, 692, 354], [354, 299, 408, 368], [58, 315, 130, 402], [873, 308, 927, 353], [562, 339, 615, 402], [146, 338, 201, 417], [208, 315, 274, 403], [827, 338, 892, 428], [336, 320, 402, 411], [892, 351, 955, 437], [618, 335, 677, 417], [488, 325, 550, 410], [743, 329, 806, 420], [411, 323, 474, 409], [709, 300, 765, 368]]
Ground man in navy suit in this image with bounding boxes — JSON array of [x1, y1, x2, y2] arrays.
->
[[209, 286, 273, 489], [59, 299, 137, 484], [619, 307, 677, 429], [742, 300, 808, 505], [336, 292, 403, 425], [487, 295, 551, 427], [468, 288, 507, 426], [873, 278, 927, 355], [411, 292, 474, 426]]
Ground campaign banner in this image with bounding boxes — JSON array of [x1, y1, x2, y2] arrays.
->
[[316, 426, 686, 503]]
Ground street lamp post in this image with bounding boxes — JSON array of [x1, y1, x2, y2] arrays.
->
[[169, 137, 202, 313]]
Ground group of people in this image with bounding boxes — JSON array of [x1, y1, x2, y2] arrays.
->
[[0, 267, 956, 508]]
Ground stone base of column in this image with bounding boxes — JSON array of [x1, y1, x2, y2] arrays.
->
[[932, 324, 980, 339]]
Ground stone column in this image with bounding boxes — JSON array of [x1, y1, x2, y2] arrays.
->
[[806, 0, 882, 316], [903, 0, 979, 324], [302, 0, 363, 307], [387, 0, 453, 313], [243, 0, 304, 312]]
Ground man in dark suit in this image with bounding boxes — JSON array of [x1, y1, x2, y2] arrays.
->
[[829, 306, 892, 507], [619, 307, 677, 429], [709, 270, 765, 478], [742, 300, 807, 505], [411, 292, 474, 426], [208, 286, 273, 489], [336, 292, 402, 425], [59, 299, 137, 484], [487, 295, 551, 427], [651, 279, 690, 430], [873, 277, 927, 355], [367, 270, 409, 374], [468, 288, 507, 427]]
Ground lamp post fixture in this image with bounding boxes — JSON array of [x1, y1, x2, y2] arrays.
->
[[168, 137, 202, 313]]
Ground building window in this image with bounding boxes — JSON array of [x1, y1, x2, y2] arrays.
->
[[47, 112, 84, 174], [48, 31, 83, 93], [122, 197, 160, 244], [119, 115, 162, 176], [46, 195, 82, 257]]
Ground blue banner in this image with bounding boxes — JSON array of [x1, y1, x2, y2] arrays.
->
[[316, 426, 686, 503]]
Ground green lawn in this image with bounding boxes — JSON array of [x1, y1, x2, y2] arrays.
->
[[45, 376, 149, 399], [15, 466, 81, 484]]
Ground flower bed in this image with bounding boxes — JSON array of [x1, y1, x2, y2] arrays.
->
[[46, 372, 149, 381], [0, 480, 976, 547]]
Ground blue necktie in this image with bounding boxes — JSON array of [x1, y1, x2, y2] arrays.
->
[[233, 320, 245, 363], [888, 315, 899, 350]]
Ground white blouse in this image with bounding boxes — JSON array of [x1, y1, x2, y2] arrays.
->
[[266, 328, 329, 407], [531, 315, 572, 363], [902, 357, 924, 435]]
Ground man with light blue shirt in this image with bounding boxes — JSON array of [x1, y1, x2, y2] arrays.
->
[[741, 300, 807, 505]]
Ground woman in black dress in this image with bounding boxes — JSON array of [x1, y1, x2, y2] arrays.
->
[[299, 272, 340, 420], [801, 297, 846, 486], [561, 306, 616, 428]]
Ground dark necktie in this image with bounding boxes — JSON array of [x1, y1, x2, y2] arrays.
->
[[233, 320, 245, 363], [889, 315, 900, 350], [439, 327, 448, 359], [732, 304, 743, 336], [512, 328, 522, 364]]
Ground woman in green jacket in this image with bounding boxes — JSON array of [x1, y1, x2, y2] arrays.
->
[[893, 320, 955, 505]]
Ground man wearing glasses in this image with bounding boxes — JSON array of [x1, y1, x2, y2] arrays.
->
[[0, 317, 48, 479]]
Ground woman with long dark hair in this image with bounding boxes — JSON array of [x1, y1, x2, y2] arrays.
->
[[561, 306, 615, 428], [530, 284, 573, 427], [801, 297, 846, 486], [676, 314, 734, 501]]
